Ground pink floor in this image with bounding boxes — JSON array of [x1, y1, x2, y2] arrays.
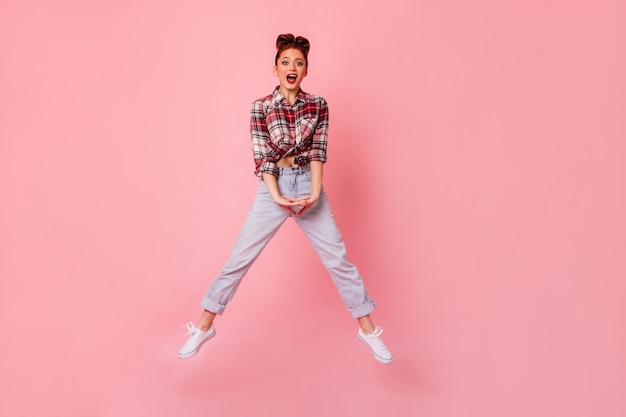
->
[[2, 1, 626, 416]]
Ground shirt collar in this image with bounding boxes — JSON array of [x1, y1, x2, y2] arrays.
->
[[271, 86, 307, 106]]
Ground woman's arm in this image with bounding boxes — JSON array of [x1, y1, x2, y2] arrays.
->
[[297, 161, 323, 215], [251, 100, 280, 177], [262, 172, 300, 215], [297, 97, 328, 215], [309, 160, 323, 199]]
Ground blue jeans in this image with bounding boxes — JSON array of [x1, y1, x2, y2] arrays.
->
[[200, 164, 376, 319]]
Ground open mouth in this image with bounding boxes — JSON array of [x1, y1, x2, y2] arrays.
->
[[286, 74, 297, 83]]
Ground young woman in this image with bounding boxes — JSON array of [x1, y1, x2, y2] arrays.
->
[[178, 34, 392, 364]]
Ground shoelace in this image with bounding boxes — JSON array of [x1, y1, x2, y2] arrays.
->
[[370, 327, 383, 338], [183, 321, 199, 336], [366, 327, 389, 350]]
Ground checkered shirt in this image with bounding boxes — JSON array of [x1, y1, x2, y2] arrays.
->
[[250, 87, 329, 177]]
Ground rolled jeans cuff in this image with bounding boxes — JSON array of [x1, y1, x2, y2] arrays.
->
[[348, 298, 376, 319], [200, 296, 226, 315]]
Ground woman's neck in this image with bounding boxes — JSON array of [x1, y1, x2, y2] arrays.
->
[[278, 87, 298, 104]]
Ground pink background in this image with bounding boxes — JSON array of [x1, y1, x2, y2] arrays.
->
[[1, 0, 625, 416]]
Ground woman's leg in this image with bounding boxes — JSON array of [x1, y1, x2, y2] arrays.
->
[[294, 196, 392, 363], [293, 191, 376, 321], [200, 181, 289, 317], [357, 315, 376, 334], [178, 181, 289, 359], [196, 310, 217, 332]]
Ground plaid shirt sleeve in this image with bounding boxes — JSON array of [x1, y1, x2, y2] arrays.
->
[[250, 100, 279, 177], [307, 97, 329, 163]]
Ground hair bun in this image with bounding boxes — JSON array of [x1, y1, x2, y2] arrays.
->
[[294, 36, 310, 54], [276, 34, 295, 49]]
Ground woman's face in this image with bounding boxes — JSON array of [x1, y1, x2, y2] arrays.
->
[[274, 48, 307, 93]]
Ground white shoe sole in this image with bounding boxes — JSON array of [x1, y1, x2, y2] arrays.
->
[[178, 329, 216, 359], [357, 333, 393, 364]]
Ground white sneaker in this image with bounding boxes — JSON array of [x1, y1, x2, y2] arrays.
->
[[178, 322, 216, 359], [358, 327, 393, 364]]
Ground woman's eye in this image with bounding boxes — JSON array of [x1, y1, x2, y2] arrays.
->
[[297, 62, 303, 66], [281, 61, 288, 65]]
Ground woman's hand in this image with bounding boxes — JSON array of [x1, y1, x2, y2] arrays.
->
[[263, 172, 306, 215], [272, 194, 306, 215], [295, 192, 319, 215]]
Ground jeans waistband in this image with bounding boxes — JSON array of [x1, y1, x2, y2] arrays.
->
[[277, 164, 310, 175]]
